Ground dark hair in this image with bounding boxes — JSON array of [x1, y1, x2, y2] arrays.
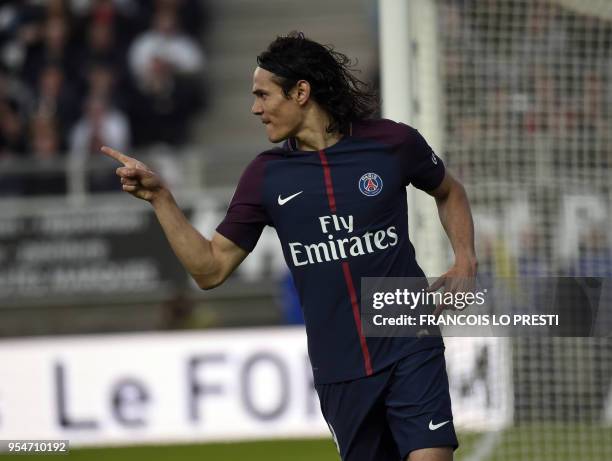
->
[[257, 31, 378, 134]]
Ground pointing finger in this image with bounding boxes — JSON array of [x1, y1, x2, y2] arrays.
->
[[101, 146, 132, 165]]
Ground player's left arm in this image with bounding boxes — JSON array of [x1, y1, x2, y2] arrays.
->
[[426, 171, 477, 314]]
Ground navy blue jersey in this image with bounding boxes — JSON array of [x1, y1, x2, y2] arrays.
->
[[217, 119, 446, 384]]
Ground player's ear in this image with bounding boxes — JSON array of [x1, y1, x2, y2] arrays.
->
[[295, 80, 311, 106]]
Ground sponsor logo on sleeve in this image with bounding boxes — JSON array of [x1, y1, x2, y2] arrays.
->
[[429, 419, 450, 430]]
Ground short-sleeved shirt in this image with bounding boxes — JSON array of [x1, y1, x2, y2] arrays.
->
[[217, 119, 446, 384]]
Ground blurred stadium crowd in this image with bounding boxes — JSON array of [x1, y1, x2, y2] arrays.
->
[[441, 0, 611, 170], [0, 0, 208, 195], [438, 0, 612, 278]]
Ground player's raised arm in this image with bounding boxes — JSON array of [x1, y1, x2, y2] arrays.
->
[[101, 146, 248, 289]]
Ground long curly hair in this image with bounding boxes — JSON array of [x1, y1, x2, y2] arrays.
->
[[257, 32, 379, 134]]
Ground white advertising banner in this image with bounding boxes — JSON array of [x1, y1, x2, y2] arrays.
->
[[0, 328, 511, 447], [0, 327, 326, 446], [445, 337, 513, 431]]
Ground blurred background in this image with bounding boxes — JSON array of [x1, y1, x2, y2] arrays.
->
[[0, 0, 610, 459]]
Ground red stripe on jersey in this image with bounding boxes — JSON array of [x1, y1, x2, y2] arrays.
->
[[319, 148, 373, 377], [317, 150, 337, 213], [342, 261, 373, 376]]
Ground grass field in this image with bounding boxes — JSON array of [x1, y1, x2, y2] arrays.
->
[[1, 426, 610, 460]]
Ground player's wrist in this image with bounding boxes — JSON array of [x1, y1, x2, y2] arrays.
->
[[150, 187, 173, 207], [454, 254, 478, 272]]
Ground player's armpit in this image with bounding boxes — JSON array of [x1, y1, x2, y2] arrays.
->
[[193, 232, 249, 290]]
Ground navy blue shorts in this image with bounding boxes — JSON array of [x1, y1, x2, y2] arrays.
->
[[315, 347, 458, 461]]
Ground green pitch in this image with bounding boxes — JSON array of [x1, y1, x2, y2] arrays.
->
[[0, 439, 339, 461], [2, 426, 610, 460]]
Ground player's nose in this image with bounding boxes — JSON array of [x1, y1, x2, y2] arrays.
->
[[251, 100, 263, 116]]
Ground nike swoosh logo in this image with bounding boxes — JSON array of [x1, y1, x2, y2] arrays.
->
[[429, 420, 450, 431], [278, 191, 303, 206]]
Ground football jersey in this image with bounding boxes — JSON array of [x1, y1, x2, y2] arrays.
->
[[217, 119, 446, 384]]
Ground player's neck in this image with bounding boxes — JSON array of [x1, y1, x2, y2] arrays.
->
[[295, 131, 343, 151], [294, 113, 342, 151]]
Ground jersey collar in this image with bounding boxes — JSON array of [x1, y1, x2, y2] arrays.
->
[[283, 123, 353, 153]]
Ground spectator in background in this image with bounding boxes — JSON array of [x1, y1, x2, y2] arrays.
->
[[567, 227, 612, 277], [31, 64, 79, 142], [127, 6, 205, 147], [128, 7, 204, 84], [73, 0, 147, 44], [25, 114, 66, 195], [69, 94, 130, 191], [84, 62, 116, 100], [30, 114, 63, 161], [128, 54, 204, 147], [137, 0, 209, 40], [79, 16, 122, 68], [0, 99, 27, 196], [0, 64, 31, 195], [73, 3, 133, 105], [70, 94, 130, 156], [21, 13, 78, 89], [515, 225, 549, 280], [580, 71, 607, 137], [0, 99, 27, 158]]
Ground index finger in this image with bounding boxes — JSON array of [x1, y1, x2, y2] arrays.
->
[[101, 146, 132, 165]]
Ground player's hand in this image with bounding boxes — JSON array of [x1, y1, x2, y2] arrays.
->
[[428, 259, 477, 316], [101, 146, 165, 203]]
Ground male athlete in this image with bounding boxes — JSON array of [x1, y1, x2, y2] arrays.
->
[[102, 32, 477, 461]]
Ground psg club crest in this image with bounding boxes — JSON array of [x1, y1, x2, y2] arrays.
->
[[359, 172, 383, 197]]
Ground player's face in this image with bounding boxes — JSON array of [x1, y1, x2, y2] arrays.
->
[[251, 67, 303, 143]]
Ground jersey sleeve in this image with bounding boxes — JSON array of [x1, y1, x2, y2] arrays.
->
[[216, 155, 271, 252], [401, 127, 446, 191]]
